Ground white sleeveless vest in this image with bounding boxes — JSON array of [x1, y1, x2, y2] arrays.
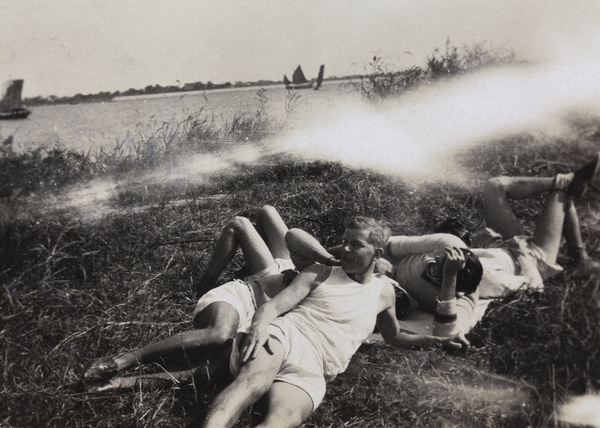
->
[[283, 266, 386, 380]]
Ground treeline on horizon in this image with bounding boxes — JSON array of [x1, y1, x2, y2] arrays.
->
[[22, 75, 353, 107], [22, 40, 518, 107]]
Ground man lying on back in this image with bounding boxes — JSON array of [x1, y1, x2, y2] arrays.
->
[[202, 216, 467, 428], [386, 152, 600, 338]]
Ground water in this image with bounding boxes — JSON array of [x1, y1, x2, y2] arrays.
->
[[0, 80, 354, 153]]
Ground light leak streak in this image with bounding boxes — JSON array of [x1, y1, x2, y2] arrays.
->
[[39, 145, 265, 221], [273, 59, 600, 181], [39, 55, 600, 220], [558, 394, 600, 427]]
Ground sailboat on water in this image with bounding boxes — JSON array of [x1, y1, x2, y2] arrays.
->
[[0, 79, 31, 119], [283, 65, 325, 90]]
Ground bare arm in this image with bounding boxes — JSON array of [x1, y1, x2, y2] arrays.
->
[[241, 264, 329, 362], [376, 282, 468, 350], [433, 247, 479, 337], [326, 244, 342, 259], [386, 233, 467, 259], [377, 283, 469, 349], [285, 228, 340, 269], [438, 247, 464, 301], [376, 282, 401, 342], [386, 331, 470, 350]]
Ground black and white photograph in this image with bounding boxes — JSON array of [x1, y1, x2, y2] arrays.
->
[[2, 1, 600, 426]]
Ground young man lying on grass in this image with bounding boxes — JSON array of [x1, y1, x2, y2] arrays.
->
[[82, 206, 465, 393], [286, 227, 472, 348], [81, 205, 328, 391], [384, 151, 600, 338], [288, 152, 600, 342], [201, 216, 464, 428]]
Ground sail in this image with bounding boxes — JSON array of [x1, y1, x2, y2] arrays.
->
[[284, 65, 324, 90], [0, 79, 25, 112], [292, 66, 308, 84], [314, 65, 325, 90]]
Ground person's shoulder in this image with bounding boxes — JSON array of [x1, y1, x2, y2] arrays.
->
[[378, 280, 397, 308], [375, 273, 398, 285]]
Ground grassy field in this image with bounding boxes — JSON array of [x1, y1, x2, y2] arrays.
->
[[2, 47, 600, 427]]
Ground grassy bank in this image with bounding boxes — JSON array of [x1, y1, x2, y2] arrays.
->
[[2, 46, 600, 427]]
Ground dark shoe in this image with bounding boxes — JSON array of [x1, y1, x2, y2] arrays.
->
[[567, 152, 600, 197], [83, 357, 118, 383]]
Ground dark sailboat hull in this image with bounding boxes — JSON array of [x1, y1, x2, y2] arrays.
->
[[285, 82, 314, 90], [0, 108, 31, 120]]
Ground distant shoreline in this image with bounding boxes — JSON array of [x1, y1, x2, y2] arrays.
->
[[24, 77, 357, 107], [112, 79, 351, 102], [113, 85, 273, 101]]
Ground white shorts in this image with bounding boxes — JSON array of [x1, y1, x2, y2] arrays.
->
[[192, 258, 295, 327], [509, 235, 564, 286], [268, 319, 326, 411], [229, 318, 326, 411], [245, 258, 295, 282], [192, 279, 257, 327]]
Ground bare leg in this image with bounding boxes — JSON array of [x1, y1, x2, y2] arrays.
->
[[82, 302, 240, 383], [258, 382, 313, 428], [199, 216, 276, 294], [562, 203, 598, 267], [530, 191, 570, 265], [286, 228, 338, 270], [483, 176, 556, 239], [88, 369, 197, 393], [563, 202, 585, 258], [87, 356, 231, 393], [483, 173, 594, 266], [203, 339, 285, 428], [255, 205, 290, 260]]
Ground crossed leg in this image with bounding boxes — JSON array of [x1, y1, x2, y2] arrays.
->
[[198, 205, 289, 295], [202, 339, 312, 428], [483, 175, 587, 266], [83, 206, 293, 389], [83, 302, 240, 390], [110, 302, 239, 375]]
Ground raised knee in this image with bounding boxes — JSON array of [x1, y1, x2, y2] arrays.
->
[[256, 205, 277, 222], [224, 216, 253, 236]]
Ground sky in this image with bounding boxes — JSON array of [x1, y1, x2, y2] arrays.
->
[[3, 0, 600, 98]]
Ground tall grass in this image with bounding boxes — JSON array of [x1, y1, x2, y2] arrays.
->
[[1, 51, 600, 427], [347, 40, 518, 102]]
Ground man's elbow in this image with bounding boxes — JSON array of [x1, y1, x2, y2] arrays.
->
[[380, 330, 395, 344], [379, 324, 401, 345], [381, 332, 398, 347]]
